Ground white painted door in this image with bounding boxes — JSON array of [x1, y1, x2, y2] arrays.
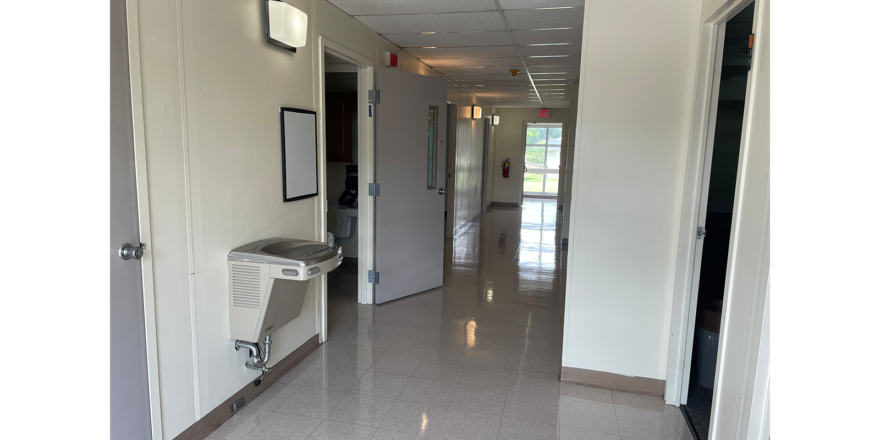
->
[[374, 69, 448, 304], [111, 0, 152, 438]]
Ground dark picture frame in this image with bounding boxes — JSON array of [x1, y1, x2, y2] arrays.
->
[[280, 107, 319, 202]]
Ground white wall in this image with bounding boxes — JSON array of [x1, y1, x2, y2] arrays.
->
[[493, 108, 570, 205], [130, 0, 499, 437], [449, 92, 497, 235], [561, 86, 579, 242], [562, 0, 702, 380]]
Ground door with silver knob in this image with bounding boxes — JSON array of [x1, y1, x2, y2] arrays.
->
[[111, 0, 152, 438], [438, 188, 446, 195]]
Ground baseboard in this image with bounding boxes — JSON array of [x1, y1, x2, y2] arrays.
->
[[174, 334, 320, 440], [560, 366, 666, 396], [490, 202, 519, 208]]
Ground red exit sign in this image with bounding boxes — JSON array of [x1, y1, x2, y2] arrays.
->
[[539, 109, 550, 117]]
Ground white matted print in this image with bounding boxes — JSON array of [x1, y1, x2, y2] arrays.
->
[[280, 107, 318, 202]]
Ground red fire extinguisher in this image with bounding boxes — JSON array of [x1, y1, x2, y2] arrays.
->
[[502, 158, 510, 178]]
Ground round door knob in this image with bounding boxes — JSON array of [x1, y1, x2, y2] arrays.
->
[[438, 188, 446, 195], [119, 243, 144, 261]]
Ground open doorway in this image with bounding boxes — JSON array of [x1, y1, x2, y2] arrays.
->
[[680, 4, 755, 439], [323, 52, 360, 319], [523, 123, 562, 198]]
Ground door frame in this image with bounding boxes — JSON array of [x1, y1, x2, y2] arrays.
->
[[315, 37, 377, 317], [125, 0, 164, 437], [665, 0, 754, 406]]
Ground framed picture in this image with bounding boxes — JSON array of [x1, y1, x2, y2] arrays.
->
[[280, 107, 319, 202]]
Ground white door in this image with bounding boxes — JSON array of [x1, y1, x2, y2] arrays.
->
[[374, 69, 448, 304], [111, 0, 152, 438]]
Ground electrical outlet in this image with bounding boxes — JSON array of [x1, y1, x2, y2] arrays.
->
[[230, 397, 245, 413]]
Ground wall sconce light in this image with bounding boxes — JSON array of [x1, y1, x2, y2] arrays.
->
[[472, 105, 482, 119], [266, 0, 308, 52], [492, 114, 500, 126]]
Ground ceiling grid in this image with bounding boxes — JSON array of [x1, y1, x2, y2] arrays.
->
[[326, 0, 584, 108]]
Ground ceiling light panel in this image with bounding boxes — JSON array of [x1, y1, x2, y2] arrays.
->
[[456, 80, 536, 86], [328, 0, 497, 15], [512, 27, 583, 44], [520, 43, 581, 57], [354, 12, 506, 34], [382, 31, 514, 48], [419, 57, 523, 67], [528, 65, 577, 73], [444, 74, 536, 81], [403, 45, 520, 58], [504, 7, 585, 30], [498, 0, 585, 9]]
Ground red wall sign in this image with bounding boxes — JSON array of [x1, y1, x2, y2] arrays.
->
[[539, 109, 550, 117]]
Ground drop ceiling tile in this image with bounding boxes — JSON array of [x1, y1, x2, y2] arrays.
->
[[504, 7, 585, 30], [435, 66, 525, 74], [520, 44, 581, 57], [420, 57, 523, 68], [457, 80, 533, 86], [354, 12, 506, 34], [328, 0, 497, 15], [403, 46, 520, 58], [528, 65, 577, 73], [383, 31, 514, 48], [512, 28, 583, 44], [444, 74, 533, 81], [499, 0, 585, 9], [527, 72, 580, 79], [525, 56, 581, 66]]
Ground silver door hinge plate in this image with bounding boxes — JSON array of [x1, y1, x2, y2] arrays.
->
[[369, 183, 380, 196], [369, 90, 380, 104], [697, 226, 708, 240], [368, 270, 379, 284]]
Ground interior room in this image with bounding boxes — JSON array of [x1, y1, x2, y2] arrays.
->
[[107, 1, 770, 440]]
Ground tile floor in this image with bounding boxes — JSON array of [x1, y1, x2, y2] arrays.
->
[[209, 199, 694, 440]]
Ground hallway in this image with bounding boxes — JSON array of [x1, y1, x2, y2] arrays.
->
[[209, 200, 692, 440]]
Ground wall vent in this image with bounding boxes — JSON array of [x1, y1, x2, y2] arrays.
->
[[231, 263, 262, 309]]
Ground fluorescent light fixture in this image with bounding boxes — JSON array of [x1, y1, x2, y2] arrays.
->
[[472, 105, 482, 119], [474, 85, 484, 86], [421, 32, 437, 34], [492, 114, 500, 126], [530, 27, 573, 31], [422, 47, 437, 49], [266, 0, 308, 52], [527, 55, 570, 58], [526, 43, 572, 46]]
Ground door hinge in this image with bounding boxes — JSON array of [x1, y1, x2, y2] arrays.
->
[[368, 90, 380, 104], [697, 226, 708, 240], [368, 270, 379, 284], [369, 183, 380, 196]]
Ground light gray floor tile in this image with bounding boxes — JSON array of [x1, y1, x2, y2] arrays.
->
[[449, 384, 508, 416], [460, 364, 513, 390], [502, 392, 560, 425], [385, 337, 435, 357], [611, 390, 667, 412], [497, 416, 558, 440], [276, 387, 346, 419], [424, 342, 475, 362], [350, 371, 411, 399], [614, 407, 665, 440], [559, 426, 622, 440], [277, 361, 322, 387], [434, 409, 501, 440], [307, 419, 376, 440], [560, 383, 614, 405], [246, 412, 323, 440], [558, 398, 619, 435], [304, 366, 367, 393], [508, 370, 561, 397], [379, 400, 447, 437], [248, 381, 301, 411], [371, 429, 434, 440], [326, 393, 396, 427], [210, 407, 271, 440], [413, 357, 467, 383], [369, 352, 425, 376], [327, 347, 380, 371], [398, 377, 458, 406]]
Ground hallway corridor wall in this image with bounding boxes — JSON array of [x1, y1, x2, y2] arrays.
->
[[128, 0, 497, 437]]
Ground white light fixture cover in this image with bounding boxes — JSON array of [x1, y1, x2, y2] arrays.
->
[[267, 1, 308, 51], [472, 105, 482, 119], [492, 114, 500, 126]]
